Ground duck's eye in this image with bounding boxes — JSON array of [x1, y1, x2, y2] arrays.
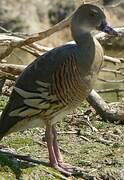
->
[[89, 9, 98, 17]]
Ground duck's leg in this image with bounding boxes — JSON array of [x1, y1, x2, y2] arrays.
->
[[45, 124, 72, 176], [52, 125, 63, 163], [52, 125, 83, 173]]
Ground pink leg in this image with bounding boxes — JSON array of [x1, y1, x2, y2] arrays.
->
[[45, 124, 72, 176], [52, 125, 84, 173], [52, 125, 63, 163], [45, 125, 57, 166]]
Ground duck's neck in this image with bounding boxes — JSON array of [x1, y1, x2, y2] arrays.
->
[[71, 27, 95, 75], [72, 28, 93, 47]]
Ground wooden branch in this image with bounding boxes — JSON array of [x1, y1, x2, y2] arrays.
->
[[22, 18, 71, 46], [21, 46, 41, 57], [0, 46, 14, 61], [103, 55, 121, 63], [117, 67, 124, 71], [96, 137, 113, 146], [0, 14, 72, 61], [0, 63, 26, 76], [98, 78, 124, 83], [21, 44, 53, 57], [0, 25, 29, 37], [0, 26, 10, 33], [87, 89, 124, 123], [87, 89, 109, 115], [101, 68, 124, 76], [97, 88, 124, 93], [0, 35, 53, 61], [29, 43, 53, 52]]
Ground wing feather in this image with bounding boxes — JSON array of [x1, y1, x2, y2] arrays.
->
[[14, 87, 40, 98]]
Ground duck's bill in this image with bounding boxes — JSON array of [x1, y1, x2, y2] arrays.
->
[[98, 21, 118, 36]]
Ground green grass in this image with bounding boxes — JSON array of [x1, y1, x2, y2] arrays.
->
[[0, 97, 124, 179]]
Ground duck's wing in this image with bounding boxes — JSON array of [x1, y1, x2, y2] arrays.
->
[[0, 44, 79, 137]]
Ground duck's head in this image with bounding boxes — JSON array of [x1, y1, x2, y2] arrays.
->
[[71, 4, 118, 36]]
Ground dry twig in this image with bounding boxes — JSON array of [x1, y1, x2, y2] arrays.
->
[[101, 68, 124, 76], [98, 78, 124, 83], [103, 55, 121, 63], [0, 14, 72, 61], [97, 88, 124, 94]]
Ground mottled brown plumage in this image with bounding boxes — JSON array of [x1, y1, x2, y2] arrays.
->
[[0, 4, 117, 176]]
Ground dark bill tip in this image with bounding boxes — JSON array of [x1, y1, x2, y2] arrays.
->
[[98, 21, 118, 36]]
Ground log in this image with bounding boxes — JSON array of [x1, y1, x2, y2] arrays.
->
[[87, 89, 124, 123]]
